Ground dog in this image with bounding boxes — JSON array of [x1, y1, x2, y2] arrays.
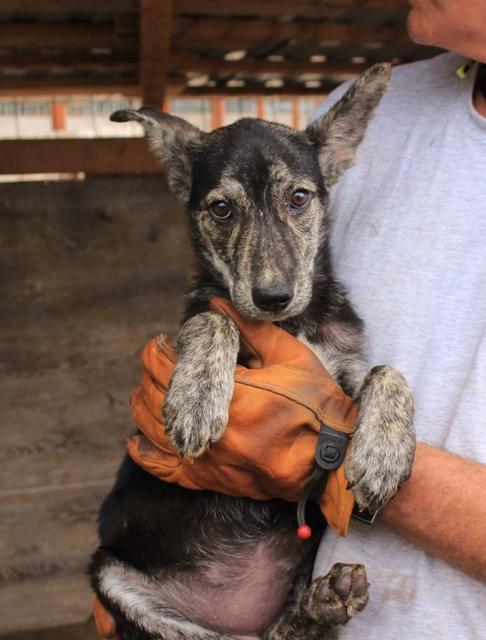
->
[[90, 64, 415, 640]]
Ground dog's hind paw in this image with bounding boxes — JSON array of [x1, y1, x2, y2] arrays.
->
[[305, 563, 369, 626]]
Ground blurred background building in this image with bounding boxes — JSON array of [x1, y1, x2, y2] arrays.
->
[[0, 0, 439, 179]]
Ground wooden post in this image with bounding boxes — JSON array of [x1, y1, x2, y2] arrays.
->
[[140, 0, 173, 109], [211, 97, 225, 129], [256, 96, 265, 119], [291, 97, 299, 129], [51, 102, 66, 131]]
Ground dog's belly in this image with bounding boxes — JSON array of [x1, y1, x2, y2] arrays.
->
[[171, 536, 307, 636]]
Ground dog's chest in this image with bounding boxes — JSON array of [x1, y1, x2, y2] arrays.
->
[[297, 332, 341, 381]]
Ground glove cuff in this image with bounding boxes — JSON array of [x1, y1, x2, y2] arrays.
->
[[320, 465, 355, 536]]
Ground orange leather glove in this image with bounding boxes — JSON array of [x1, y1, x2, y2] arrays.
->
[[127, 297, 358, 537], [93, 598, 119, 640]]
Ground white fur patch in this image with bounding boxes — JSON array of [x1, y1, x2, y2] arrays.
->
[[99, 561, 229, 640]]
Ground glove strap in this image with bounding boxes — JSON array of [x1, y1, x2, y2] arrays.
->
[[315, 424, 350, 469], [296, 423, 351, 539]]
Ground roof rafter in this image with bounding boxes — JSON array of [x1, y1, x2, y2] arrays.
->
[[140, 0, 173, 108]]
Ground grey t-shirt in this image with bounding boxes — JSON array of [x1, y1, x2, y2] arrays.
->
[[312, 53, 486, 638]]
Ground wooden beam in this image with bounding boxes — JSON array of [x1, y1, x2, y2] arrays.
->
[[0, 52, 137, 70], [4, 50, 435, 86], [174, 0, 407, 17], [0, 74, 339, 96], [0, 77, 140, 96], [0, 51, 373, 76], [172, 18, 410, 49], [0, 23, 136, 48], [0, 16, 409, 52], [140, 0, 173, 108], [0, 75, 337, 96], [0, 0, 137, 10], [0, 139, 163, 175], [0, 18, 411, 58], [179, 84, 333, 96], [171, 54, 370, 76], [0, 0, 407, 16]]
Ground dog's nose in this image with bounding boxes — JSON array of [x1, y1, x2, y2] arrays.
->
[[252, 285, 293, 311]]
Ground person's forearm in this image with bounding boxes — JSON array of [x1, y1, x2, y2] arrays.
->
[[379, 442, 486, 582]]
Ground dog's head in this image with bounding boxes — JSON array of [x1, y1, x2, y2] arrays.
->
[[112, 64, 390, 321]]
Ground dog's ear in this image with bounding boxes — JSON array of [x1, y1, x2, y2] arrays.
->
[[305, 63, 391, 187], [110, 107, 206, 202]]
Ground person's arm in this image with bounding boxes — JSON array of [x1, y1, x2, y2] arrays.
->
[[379, 442, 486, 582]]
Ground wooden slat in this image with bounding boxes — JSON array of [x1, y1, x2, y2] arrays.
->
[[0, 53, 137, 70], [174, 0, 407, 17], [0, 53, 370, 77], [2, 618, 100, 640], [179, 84, 331, 96], [0, 0, 137, 11], [172, 17, 410, 49], [140, 0, 173, 108], [0, 139, 163, 175], [0, 176, 188, 634], [0, 80, 332, 96], [0, 569, 95, 634], [0, 77, 141, 95], [0, 0, 407, 16], [174, 77, 335, 96], [0, 177, 186, 491], [171, 55, 370, 76], [0, 52, 371, 76], [0, 23, 136, 48], [0, 71, 341, 95], [0, 16, 409, 51]]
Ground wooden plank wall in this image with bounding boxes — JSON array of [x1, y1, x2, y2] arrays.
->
[[0, 177, 189, 635], [0, 139, 164, 175]]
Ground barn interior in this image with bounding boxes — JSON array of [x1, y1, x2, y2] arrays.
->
[[0, 1, 439, 638]]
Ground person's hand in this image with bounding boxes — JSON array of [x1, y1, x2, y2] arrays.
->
[[128, 297, 358, 536]]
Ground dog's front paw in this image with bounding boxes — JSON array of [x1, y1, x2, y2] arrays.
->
[[345, 365, 415, 512], [163, 376, 231, 458], [162, 311, 238, 458], [305, 563, 369, 626], [344, 427, 414, 513]]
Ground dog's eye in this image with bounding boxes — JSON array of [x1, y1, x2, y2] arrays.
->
[[290, 189, 311, 211], [209, 200, 232, 221]]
